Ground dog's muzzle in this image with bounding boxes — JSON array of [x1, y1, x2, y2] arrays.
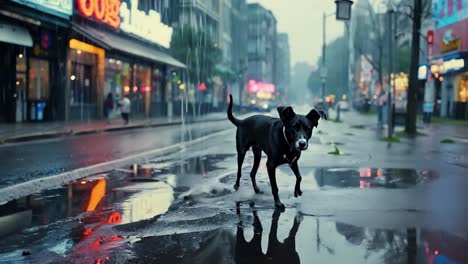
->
[[296, 138, 308, 150]]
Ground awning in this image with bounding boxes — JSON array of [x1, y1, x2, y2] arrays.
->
[[72, 24, 186, 69], [0, 23, 32, 47]]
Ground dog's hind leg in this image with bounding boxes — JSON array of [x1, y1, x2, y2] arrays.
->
[[250, 146, 262, 193], [234, 144, 247, 190]]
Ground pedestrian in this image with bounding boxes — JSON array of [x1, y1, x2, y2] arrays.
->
[[377, 90, 387, 129], [104, 93, 114, 124], [118, 95, 131, 125]]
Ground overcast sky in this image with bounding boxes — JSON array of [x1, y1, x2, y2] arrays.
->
[[246, 0, 345, 67]]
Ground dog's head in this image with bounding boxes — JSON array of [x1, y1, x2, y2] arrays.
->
[[277, 106, 327, 151]]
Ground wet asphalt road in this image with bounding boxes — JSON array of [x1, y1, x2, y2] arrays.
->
[[0, 120, 231, 188], [0, 110, 467, 263]]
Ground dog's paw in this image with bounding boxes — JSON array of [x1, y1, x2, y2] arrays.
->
[[275, 202, 285, 211], [233, 184, 239, 191], [294, 188, 302, 197]]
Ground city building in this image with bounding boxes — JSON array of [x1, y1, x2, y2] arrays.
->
[[229, 0, 248, 106], [275, 33, 291, 101], [0, 0, 186, 123], [177, 0, 220, 40], [0, 0, 71, 123], [69, 0, 185, 121], [429, 0, 468, 119], [247, 3, 277, 85]]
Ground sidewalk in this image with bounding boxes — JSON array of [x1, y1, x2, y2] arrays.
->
[[332, 109, 468, 141], [0, 112, 227, 144]]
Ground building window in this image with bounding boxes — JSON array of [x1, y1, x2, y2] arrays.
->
[[152, 67, 164, 102], [105, 58, 132, 100], [212, 0, 219, 11], [29, 58, 49, 100], [458, 76, 468, 103]]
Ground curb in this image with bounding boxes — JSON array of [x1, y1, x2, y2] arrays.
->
[[0, 129, 233, 203], [0, 117, 226, 144]]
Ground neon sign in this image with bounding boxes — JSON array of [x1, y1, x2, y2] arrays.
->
[[77, 0, 173, 48], [247, 80, 275, 94], [119, 0, 173, 48], [12, 0, 72, 18], [441, 58, 465, 73], [77, 0, 121, 29]]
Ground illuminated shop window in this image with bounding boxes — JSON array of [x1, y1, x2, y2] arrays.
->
[[29, 59, 50, 100], [458, 76, 468, 103]]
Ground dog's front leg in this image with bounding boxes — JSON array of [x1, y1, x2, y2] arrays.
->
[[290, 161, 302, 197], [267, 161, 285, 210]]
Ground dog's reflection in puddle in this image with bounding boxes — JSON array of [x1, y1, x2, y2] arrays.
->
[[235, 206, 301, 264]]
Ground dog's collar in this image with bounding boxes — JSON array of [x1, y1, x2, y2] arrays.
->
[[283, 126, 292, 148]]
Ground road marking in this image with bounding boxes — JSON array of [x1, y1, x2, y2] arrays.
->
[[0, 129, 233, 203]]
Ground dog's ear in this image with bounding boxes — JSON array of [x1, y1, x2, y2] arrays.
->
[[306, 109, 327, 127], [277, 106, 296, 123]]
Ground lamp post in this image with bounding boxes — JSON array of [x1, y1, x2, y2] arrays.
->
[[335, 0, 354, 21], [321, 1, 353, 102], [387, 9, 395, 139]]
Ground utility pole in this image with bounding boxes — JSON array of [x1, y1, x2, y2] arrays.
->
[[405, 0, 422, 134], [321, 12, 327, 102], [387, 10, 394, 138]]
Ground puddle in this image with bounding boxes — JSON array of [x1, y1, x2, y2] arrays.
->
[[0, 161, 441, 263], [108, 208, 468, 264], [0, 154, 234, 263], [312, 168, 438, 189]]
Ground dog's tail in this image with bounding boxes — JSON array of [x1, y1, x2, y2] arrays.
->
[[227, 94, 241, 127]]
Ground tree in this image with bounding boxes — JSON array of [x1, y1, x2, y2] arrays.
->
[[353, 1, 389, 90], [405, 0, 422, 134], [308, 36, 348, 98], [307, 70, 321, 97], [170, 26, 221, 85]]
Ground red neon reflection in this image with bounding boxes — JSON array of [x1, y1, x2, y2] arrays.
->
[[359, 180, 371, 189], [83, 228, 93, 236], [107, 212, 122, 224]]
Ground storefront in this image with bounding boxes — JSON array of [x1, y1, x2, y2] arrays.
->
[[431, 0, 468, 119], [430, 54, 468, 119], [0, 1, 71, 123], [68, 0, 185, 121]]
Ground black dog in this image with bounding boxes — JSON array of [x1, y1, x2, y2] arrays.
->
[[227, 94, 326, 210]]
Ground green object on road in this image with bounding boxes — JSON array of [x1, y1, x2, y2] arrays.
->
[[382, 137, 401, 143], [328, 146, 342, 155], [440, 138, 455, 144], [345, 132, 354, 136]]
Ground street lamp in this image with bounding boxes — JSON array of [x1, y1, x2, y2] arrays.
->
[[335, 0, 354, 21], [320, 1, 353, 106]]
